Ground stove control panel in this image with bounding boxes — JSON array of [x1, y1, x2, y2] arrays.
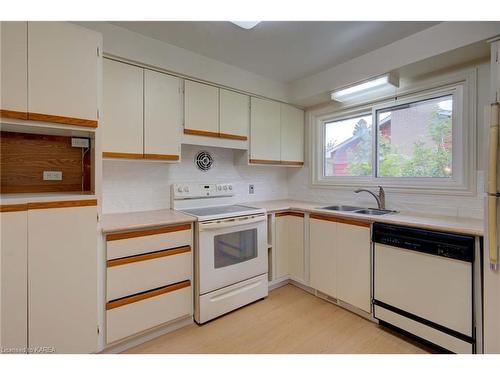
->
[[172, 183, 234, 199]]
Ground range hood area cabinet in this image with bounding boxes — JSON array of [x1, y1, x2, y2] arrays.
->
[[249, 97, 304, 166], [0, 21, 101, 128], [183, 80, 250, 141], [102, 58, 181, 161], [0, 201, 98, 353]]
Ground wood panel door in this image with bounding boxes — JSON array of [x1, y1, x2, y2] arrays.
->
[[27, 22, 100, 125], [280, 104, 304, 164], [28, 205, 98, 353], [184, 80, 219, 136], [144, 70, 182, 160], [0, 21, 28, 117], [0, 210, 28, 350], [102, 59, 144, 157], [309, 218, 337, 298], [250, 97, 281, 163], [336, 223, 371, 313], [219, 89, 249, 140]]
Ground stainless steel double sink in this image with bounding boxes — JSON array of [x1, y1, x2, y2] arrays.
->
[[319, 205, 397, 216]]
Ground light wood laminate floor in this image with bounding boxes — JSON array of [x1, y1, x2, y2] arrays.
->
[[125, 284, 431, 354]]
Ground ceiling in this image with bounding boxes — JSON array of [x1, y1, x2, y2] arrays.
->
[[111, 21, 439, 83]]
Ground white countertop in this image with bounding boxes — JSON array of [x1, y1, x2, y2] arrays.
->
[[100, 209, 196, 234], [244, 199, 484, 236], [0, 192, 96, 205]]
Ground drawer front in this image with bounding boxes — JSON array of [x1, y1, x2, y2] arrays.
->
[[106, 282, 192, 344], [106, 224, 192, 260], [107, 247, 192, 301]]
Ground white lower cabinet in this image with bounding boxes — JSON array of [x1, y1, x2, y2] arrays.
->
[[274, 213, 305, 281], [308, 214, 371, 313], [105, 224, 193, 345], [28, 204, 98, 353], [0, 209, 28, 351]]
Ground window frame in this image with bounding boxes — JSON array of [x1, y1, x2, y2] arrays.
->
[[311, 69, 476, 195]]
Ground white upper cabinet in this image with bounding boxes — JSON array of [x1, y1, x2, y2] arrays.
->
[[102, 59, 144, 156], [280, 104, 304, 164], [250, 97, 281, 162], [27, 22, 101, 126], [0, 22, 28, 115], [309, 217, 337, 298], [184, 80, 219, 135], [219, 89, 249, 140], [144, 70, 182, 160], [335, 222, 371, 313]]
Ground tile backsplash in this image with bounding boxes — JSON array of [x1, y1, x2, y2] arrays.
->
[[102, 144, 288, 214]]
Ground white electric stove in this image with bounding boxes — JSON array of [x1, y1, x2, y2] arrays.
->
[[171, 183, 268, 324]]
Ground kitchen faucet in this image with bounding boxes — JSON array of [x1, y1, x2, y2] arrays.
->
[[354, 186, 386, 210]]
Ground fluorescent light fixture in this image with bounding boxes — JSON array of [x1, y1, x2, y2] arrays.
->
[[230, 21, 261, 30], [330, 73, 399, 102]]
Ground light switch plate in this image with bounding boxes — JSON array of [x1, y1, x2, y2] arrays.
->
[[71, 138, 89, 148], [43, 171, 63, 181]]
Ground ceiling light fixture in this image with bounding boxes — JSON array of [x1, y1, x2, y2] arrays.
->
[[230, 21, 261, 30], [330, 73, 399, 102]]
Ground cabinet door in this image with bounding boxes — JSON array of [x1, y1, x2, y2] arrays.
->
[[102, 59, 144, 156], [309, 218, 337, 298], [184, 80, 219, 135], [250, 97, 281, 163], [27, 22, 100, 124], [336, 222, 371, 312], [144, 70, 181, 160], [287, 215, 305, 281], [219, 89, 249, 140], [0, 22, 27, 116], [28, 204, 97, 353], [0, 210, 28, 350], [274, 216, 289, 279], [280, 104, 304, 164]]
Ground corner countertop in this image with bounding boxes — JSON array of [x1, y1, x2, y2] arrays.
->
[[244, 199, 484, 236], [100, 208, 196, 234]]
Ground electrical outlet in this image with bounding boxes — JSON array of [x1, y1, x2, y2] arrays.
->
[[43, 171, 63, 181], [71, 138, 89, 148], [249, 184, 255, 194]]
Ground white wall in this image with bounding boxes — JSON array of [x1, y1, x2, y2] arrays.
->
[[102, 145, 288, 214], [287, 62, 491, 220]]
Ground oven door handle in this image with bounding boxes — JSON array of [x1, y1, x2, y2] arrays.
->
[[199, 215, 266, 231]]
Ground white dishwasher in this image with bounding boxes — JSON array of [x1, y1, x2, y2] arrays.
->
[[372, 223, 482, 354]]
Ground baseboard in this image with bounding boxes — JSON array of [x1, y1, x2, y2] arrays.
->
[[99, 315, 194, 354]]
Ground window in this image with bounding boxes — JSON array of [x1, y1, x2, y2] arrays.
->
[[312, 73, 476, 194]]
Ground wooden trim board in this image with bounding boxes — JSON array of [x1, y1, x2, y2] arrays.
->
[[102, 152, 144, 159], [275, 211, 305, 218], [107, 246, 191, 268], [143, 154, 180, 161], [280, 160, 304, 166], [218, 132, 247, 141], [106, 223, 192, 242], [0, 109, 28, 120], [0, 203, 28, 212], [184, 128, 220, 138], [27, 112, 98, 128], [310, 213, 371, 228], [249, 159, 282, 165], [106, 280, 191, 310], [27, 199, 98, 210]]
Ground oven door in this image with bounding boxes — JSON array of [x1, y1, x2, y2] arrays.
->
[[198, 214, 268, 295]]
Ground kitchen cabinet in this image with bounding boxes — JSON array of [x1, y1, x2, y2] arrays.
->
[[275, 213, 305, 281], [28, 202, 98, 353], [27, 22, 101, 127], [144, 69, 182, 160], [0, 22, 28, 117], [0, 209, 28, 351], [102, 59, 144, 157], [336, 222, 371, 312], [309, 217, 337, 298], [0, 21, 100, 127], [184, 80, 219, 136], [219, 89, 249, 140], [308, 214, 371, 313], [280, 104, 304, 165], [250, 97, 281, 163]]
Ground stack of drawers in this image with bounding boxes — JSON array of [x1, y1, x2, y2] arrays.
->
[[105, 223, 193, 344]]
